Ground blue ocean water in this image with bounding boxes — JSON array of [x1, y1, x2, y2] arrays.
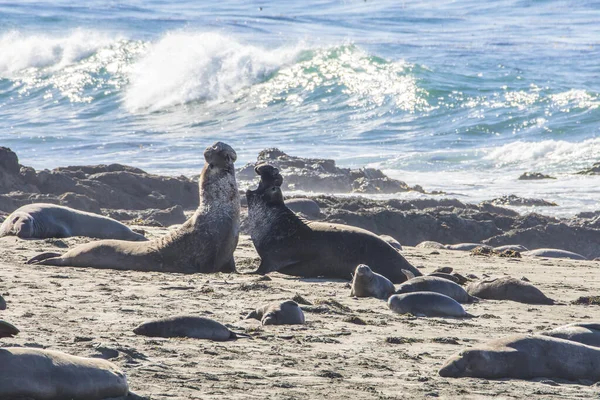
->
[[1, 1, 599, 215]]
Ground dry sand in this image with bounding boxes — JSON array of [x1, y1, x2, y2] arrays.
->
[[1, 228, 599, 399]]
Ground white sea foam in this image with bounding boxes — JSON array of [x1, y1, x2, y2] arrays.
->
[[0, 30, 115, 78], [482, 138, 600, 172], [124, 32, 301, 112]]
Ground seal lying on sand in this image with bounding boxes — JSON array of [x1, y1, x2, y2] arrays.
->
[[439, 334, 600, 381], [0, 203, 146, 241], [395, 276, 477, 304], [28, 142, 240, 273], [0, 295, 6, 310], [245, 300, 305, 325], [133, 316, 249, 341], [523, 248, 587, 260], [0, 320, 19, 338], [350, 264, 395, 300], [466, 276, 554, 305], [0, 347, 128, 399], [245, 164, 421, 283], [541, 323, 600, 347], [388, 292, 473, 318]]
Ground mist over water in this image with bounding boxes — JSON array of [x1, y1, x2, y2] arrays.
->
[[1, 1, 599, 216]]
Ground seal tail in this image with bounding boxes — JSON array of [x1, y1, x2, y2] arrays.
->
[[464, 312, 478, 319], [27, 252, 66, 265], [468, 295, 480, 303], [0, 320, 20, 338], [231, 331, 252, 340]]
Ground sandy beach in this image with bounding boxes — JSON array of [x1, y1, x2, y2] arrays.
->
[[1, 227, 599, 399]]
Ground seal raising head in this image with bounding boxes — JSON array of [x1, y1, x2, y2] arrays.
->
[[28, 141, 240, 274], [245, 163, 421, 283]]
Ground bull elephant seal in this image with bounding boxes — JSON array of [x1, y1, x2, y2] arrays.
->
[[388, 292, 473, 318], [245, 164, 421, 283], [439, 334, 600, 381], [350, 264, 395, 300], [523, 248, 587, 260], [541, 323, 600, 347], [466, 276, 554, 305], [0, 347, 128, 399], [0, 203, 146, 241], [133, 316, 248, 341], [379, 235, 402, 251], [395, 276, 477, 304], [28, 142, 240, 273], [0, 320, 19, 338], [245, 300, 305, 325]]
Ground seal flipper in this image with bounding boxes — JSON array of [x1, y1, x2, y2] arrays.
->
[[219, 257, 237, 273], [27, 252, 63, 265]]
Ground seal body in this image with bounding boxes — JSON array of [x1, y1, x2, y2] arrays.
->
[[445, 243, 491, 251], [350, 264, 395, 300], [523, 248, 587, 260], [439, 334, 600, 381], [379, 235, 402, 251], [0, 203, 146, 241], [133, 316, 240, 341], [246, 164, 420, 283], [0, 347, 128, 400], [395, 276, 477, 303], [415, 241, 445, 249], [0, 295, 6, 310], [494, 244, 528, 252], [0, 320, 19, 338], [245, 300, 305, 325], [466, 276, 554, 305], [388, 292, 472, 318], [28, 142, 240, 274], [541, 323, 600, 347]]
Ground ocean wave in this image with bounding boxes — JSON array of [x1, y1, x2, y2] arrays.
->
[[0, 30, 115, 78], [482, 137, 600, 171], [123, 32, 301, 112]]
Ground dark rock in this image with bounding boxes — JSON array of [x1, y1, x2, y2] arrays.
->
[[58, 192, 101, 214], [518, 172, 556, 180], [576, 163, 600, 175], [285, 198, 321, 219], [484, 195, 558, 207], [142, 205, 186, 227]]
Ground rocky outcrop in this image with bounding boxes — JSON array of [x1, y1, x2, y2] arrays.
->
[[577, 163, 600, 175], [518, 172, 556, 180]]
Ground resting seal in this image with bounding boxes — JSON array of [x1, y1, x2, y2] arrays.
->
[[245, 300, 305, 325], [0, 295, 6, 310], [523, 248, 587, 260], [133, 316, 248, 341], [0, 203, 146, 241], [388, 292, 473, 318], [466, 276, 554, 305], [28, 142, 240, 273], [0, 347, 128, 399], [0, 320, 19, 338], [395, 276, 477, 304], [245, 164, 420, 283], [541, 323, 600, 347], [439, 334, 600, 381], [350, 264, 395, 300]]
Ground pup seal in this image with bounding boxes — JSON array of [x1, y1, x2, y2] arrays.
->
[[0, 320, 19, 338], [245, 164, 421, 283], [0, 347, 128, 399], [395, 276, 477, 304], [28, 142, 240, 273], [540, 323, 600, 347], [133, 316, 248, 341], [466, 276, 554, 305], [439, 334, 600, 381], [388, 292, 473, 318], [0, 203, 146, 241], [245, 300, 305, 325], [350, 264, 396, 300]]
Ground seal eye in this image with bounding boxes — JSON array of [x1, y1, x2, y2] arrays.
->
[[271, 187, 277, 192], [208, 164, 214, 170]]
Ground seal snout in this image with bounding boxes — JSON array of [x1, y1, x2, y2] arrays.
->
[[355, 264, 373, 276], [254, 163, 283, 188], [204, 141, 237, 166]]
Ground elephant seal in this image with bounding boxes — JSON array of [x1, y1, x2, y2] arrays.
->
[[285, 198, 321, 219], [0, 320, 19, 338], [395, 276, 477, 304], [133, 315, 249, 341], [0, 295, 6, 310], [245, 300, 305, 325], [523, 248, 587, 260], [466, 276, 554, 305], [379, 235, 402, 251], [388, 292, 473, 318], [541, 323, 600, 347], [28, 142, 240, 273], [0, 347, 128, 399], [439, 334, 600, 381], [245, 164, 421, 283], [350, 264, 396, 300], [494, 244, 528, 252], [0, 203, 146, 241], [445, 243, 492, 251], [416, 241, 445, 249]]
